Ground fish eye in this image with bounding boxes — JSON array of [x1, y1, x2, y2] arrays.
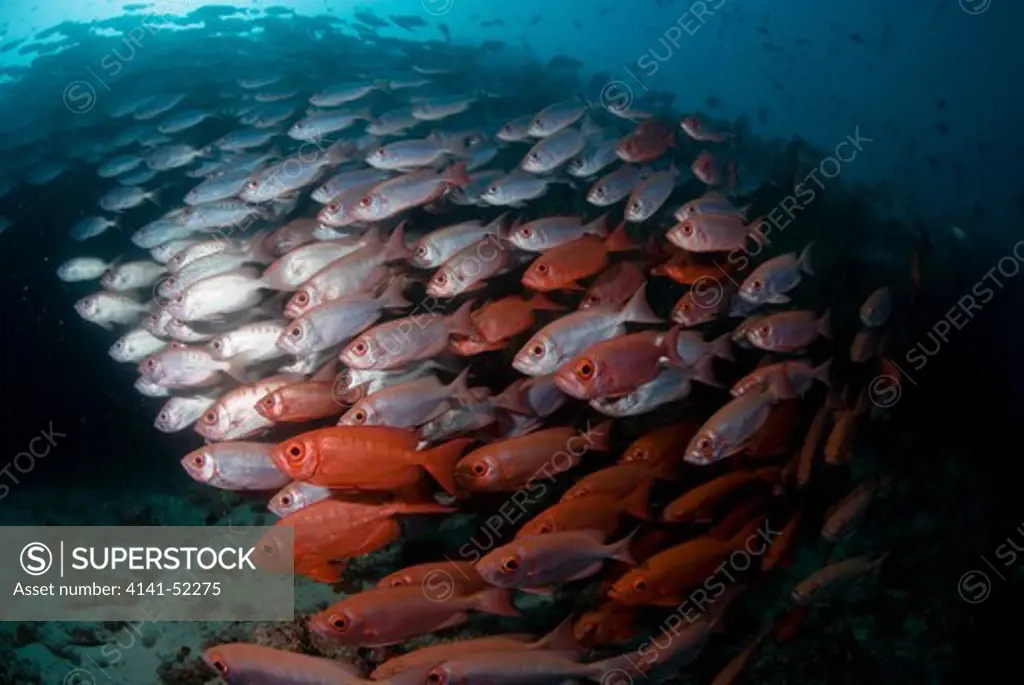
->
[[353, 341, 368, 356], [681, 222, 694, 236], [247, 180, 259, 190], [757, 324, 770, 337], [211, 340, 222, 350], [530, 344, 544, 358], [145, 358, 156, 370], [582, 295, 599, 307], [115, 342, 125, 350], [358, 195, 373, 208], [487, 185, 498, 194], [158, 411, 168, 422], [191, 454, 204, 468], [375, 147, 387, 157], [415, 245, 428, 257], [574, 359, 596, 381], [500, 555, 521, 572], [426, 672, 445, 685], [633, 577, 648, 594], [750, 280, 763, 291], [520, 227, 532, 238], [528, 152, 539, 161], [535, 263, 549, 274], [202, 410, 218, 425], [679, 302, 691, 313], [472, 461, 488, 476], [174, 293, 184, 303], [279, 495, 292, 506], [328, 613, 348, 631], [289, 326, 303, 338], [435, 273, 447, 285], [352, 410, 366, 424], [537, 522, 553, 534], [629, 201, 639, 212], [327, 202, 339, 213], [261, 395, 275, 408], [210, 657, 229, 676], [296, 292, 309, 305], [628, 447, 648, 462], [286, 443, 304, 460]]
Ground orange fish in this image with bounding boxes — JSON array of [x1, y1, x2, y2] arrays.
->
[[476, 529, 635, 591], [520, 222, 636, 291], [470, 292, 565, 344], [608, 520, 763, 606], [774, 605, 809, 642], [761, 511, 801, 572], [791, 552, 889, 605], [580, 260, 648, 310], [371, 620, 581, 682], [308, 584, 519, 647], [823, 389, 870, 465], [202, 643, 363, 683], [796, 403, 831, 488], [455, 422, 611, 492], [616, 119, 676, 163], [652, 250, 734, 286], [662, 467, 778, 523], [255, 380, 341, 423], [619, 421, 701, 478], [671, 281, 734, 327], [253, 498, 453, 583], [553, 329, 678, 400], [561, 462, 660, 503], [377, 560, 487, 594], [517, 492, 648, 539], [573, 602, 642, 647], [821, 476, 890, 541], [271, 425, 472, 495], [731, 358, 832, 398]]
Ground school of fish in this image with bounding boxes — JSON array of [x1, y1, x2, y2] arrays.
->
[[57, 63, 904, 685]]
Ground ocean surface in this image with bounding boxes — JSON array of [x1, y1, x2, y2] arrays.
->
[[0, 1, 1020, 683]]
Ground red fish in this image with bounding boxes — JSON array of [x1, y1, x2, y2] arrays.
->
[[271, 425, 473, 495], [517, 492, 648, 538], [553, 329, 678, 400], [455, 422, 611, 492], [309, 584, 519, 647], [691, 150, 737, 188], [253, 498, 453, 583], [580, 260, 647, 309], [521, 222, 636, 291], [470, 292, 564, 344], [255, 380, 341, 423], [616, 119, 676, 163], [680, 115, 733, 143]]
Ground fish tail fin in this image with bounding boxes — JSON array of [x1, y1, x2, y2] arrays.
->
[[622, 477, 655, 521], [619, 283, 662, 324], [447, 367, 474, 403], [585, 212, 610, 238], [604, 220, 638, 252], [813, 357, 833, 387], [692, 355, 723, 388], [418, 437, 474, 496], [584, 419, 613, 452], [853, 387, 871, 415], [529, 292, 565, 311], [377, 277, 412, 309], [798, 241, 816, 276], [446, 161, 472, 188], [711, 331, 736, 362], [447, 299, 477, 337], [607, 528, 638, 565], [492, 384, 532, 414], [473, 587, 520, 617], [384, 221, 410, 262], [311, 359, 337, 383], [532, 616, 581, 653], [817, 308, 832, 340], [222, 359, 251, 383]]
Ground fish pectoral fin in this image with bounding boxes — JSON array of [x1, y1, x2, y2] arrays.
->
[[433, 612, 469, 631]]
